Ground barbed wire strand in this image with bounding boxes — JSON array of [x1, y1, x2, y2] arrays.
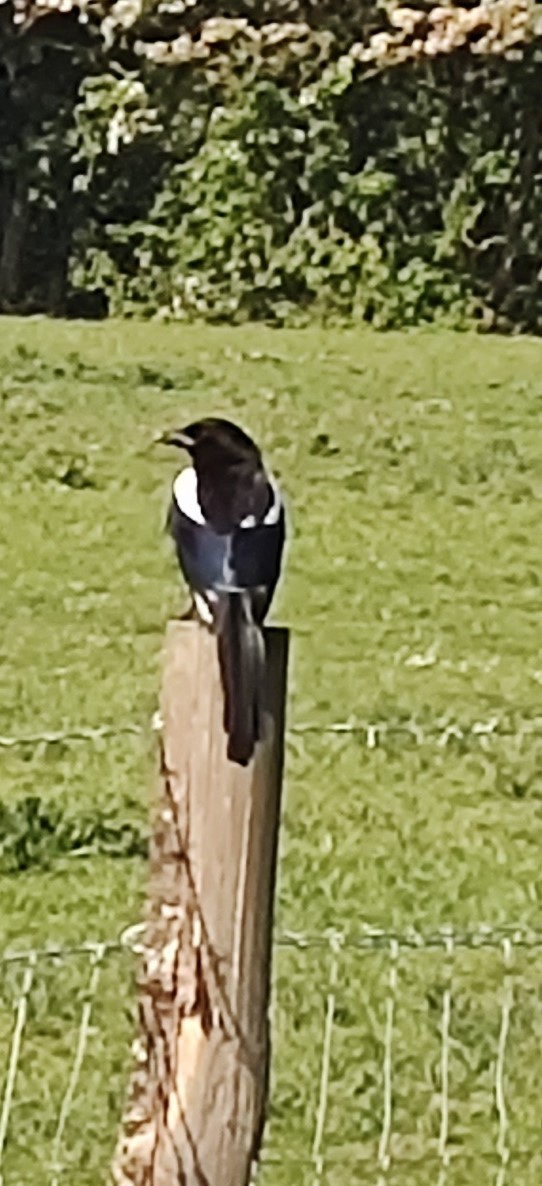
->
[[49, 944, 106, 1186], [311, 941, 340, 1186], [0, 724, 143, 750], [377, 939, 399, 1182], [276, 925, 542, 952], [437, 935, 454, 1186], [3, 925, 542, 966], [4, 714, 542, 753], [495, 938, 513, 1186], [0, 954, 37, 1186]]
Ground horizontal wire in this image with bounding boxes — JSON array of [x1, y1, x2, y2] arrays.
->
[[2, 714, 542, 752], [277, 925, 542, 951], [0, 941, 126, 966], [4, 923, 542, 965], [0, 724, 144, 750]]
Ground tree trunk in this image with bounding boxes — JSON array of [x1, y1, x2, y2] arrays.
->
[[0, 170, 29, 308]]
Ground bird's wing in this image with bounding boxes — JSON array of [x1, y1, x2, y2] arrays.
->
[[231, 505, 286, 621]]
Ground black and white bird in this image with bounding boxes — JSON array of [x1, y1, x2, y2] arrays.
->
[[162, 417, 286, 766]]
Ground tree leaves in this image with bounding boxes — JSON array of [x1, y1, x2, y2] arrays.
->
[[2, 0, 542, 326]]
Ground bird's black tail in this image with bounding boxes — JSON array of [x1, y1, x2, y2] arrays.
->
[[216, 592, 265, 766]]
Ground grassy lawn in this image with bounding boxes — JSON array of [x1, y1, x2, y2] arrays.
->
[[1, 317, 542, 1182]]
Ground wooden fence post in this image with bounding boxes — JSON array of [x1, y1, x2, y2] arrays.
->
[[112, 620, 288, 1186]]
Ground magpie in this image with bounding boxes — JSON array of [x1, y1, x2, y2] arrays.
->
[[162, 417, 286, 766]]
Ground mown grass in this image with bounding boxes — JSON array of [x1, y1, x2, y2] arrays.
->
[[1, 318, 542, 1183]]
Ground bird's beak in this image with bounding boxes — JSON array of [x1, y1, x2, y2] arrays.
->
[[154, 429, 194, 450]]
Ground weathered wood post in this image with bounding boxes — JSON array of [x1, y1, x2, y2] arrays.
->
[[113, 620, 288, 1186]]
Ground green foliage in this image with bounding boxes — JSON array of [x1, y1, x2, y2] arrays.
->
[[70, 43, 542, 329], [0, 796, 148, 873], [2, 0, 542, 328], [72, 69, 474, 325]]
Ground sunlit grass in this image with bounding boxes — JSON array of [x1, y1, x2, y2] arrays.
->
[[1, 318, 542, 1182]]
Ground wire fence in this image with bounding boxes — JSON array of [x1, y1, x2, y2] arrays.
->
[[3, 717, 542, 1181], [1, 926, 542, 1184], [3, 708, 542, 752]]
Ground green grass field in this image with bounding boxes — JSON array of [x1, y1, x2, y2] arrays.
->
[[1, 318, 542, 1183]]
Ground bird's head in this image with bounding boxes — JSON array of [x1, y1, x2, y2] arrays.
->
[[159, 418, 262, 466], [157, 424, 198, 451], [159, 417, 270, 531]]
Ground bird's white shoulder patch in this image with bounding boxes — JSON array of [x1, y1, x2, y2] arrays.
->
[[264, 475, 282, 526], [239, 475, 282, 529], [173, 467, 205, 525]]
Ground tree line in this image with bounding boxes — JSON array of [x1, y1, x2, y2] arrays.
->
[[1, 0, 541, 329]]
